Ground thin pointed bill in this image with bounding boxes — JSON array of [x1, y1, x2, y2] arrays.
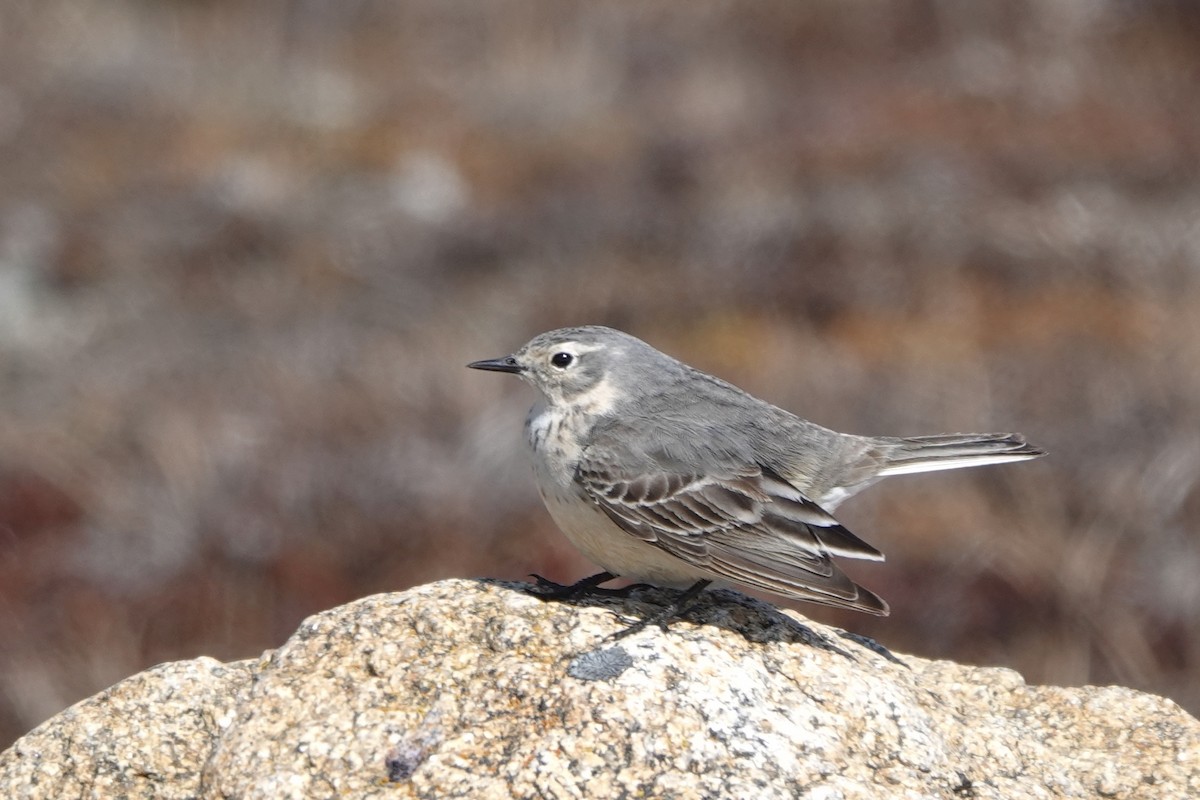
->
[[467, 356, 524, 374]]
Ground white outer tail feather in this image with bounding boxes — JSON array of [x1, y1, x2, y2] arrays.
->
[[877, 451, 1043, 477]]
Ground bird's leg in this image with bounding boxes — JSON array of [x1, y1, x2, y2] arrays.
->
[[528, 571, 618, 599], [609, 579, 712, 640]]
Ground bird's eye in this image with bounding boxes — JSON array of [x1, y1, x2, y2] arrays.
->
[[550, 352, 573, 368]]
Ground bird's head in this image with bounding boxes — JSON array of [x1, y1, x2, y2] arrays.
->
[[468, 326, 648, 412]]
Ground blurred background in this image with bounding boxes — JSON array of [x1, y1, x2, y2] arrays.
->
[[2, 0, 1199, 748]]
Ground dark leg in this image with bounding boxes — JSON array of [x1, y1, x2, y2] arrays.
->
[[528, 571, 617, 599], [609, 579, 712, 640]]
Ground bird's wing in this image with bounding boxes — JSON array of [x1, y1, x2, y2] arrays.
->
[[575, 446, 889, 615]]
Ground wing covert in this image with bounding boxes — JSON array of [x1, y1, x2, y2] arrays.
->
[[574, 448, 888, 614]]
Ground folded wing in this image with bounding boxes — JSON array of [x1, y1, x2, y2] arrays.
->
[[574, 454, 889, 615]]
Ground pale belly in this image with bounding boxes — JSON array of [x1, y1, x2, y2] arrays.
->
[[528, 402, 715, 585], [539, 483, 713, 587], [526, 404, 713, 587], [528, 455, 705, 587]]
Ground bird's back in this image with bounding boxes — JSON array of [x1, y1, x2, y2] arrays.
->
[[585, 358, 876, 507]]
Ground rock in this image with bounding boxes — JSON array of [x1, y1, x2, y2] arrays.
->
[[1, 579, 1197, 799], [0, 657, 252, 800]]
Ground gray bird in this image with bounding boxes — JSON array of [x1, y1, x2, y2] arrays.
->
[[469, 325, 1043, 622]]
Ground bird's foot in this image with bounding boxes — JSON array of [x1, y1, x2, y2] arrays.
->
[[608, 579, 711, 640], [527, 571, 618, 600]]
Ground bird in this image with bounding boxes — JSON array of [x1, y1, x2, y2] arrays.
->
[[468, 325, 1044, 630]]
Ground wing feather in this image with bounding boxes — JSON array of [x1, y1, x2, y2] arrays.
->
[[576, 453, 888, 615]]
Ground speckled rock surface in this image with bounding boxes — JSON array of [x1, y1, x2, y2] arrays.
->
[[0, 656, 252, 799], [2, 579, 1198, 799]]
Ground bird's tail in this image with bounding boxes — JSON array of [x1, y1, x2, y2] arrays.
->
[[876, 433, 1045, 477]]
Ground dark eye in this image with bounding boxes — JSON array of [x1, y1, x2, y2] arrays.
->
[[550, 352, 573, 368]]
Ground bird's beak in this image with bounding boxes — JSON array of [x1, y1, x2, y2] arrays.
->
[[466, 355, 524, 374]]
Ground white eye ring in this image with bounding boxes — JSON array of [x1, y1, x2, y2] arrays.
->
[[550, 352, 574, 368]]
